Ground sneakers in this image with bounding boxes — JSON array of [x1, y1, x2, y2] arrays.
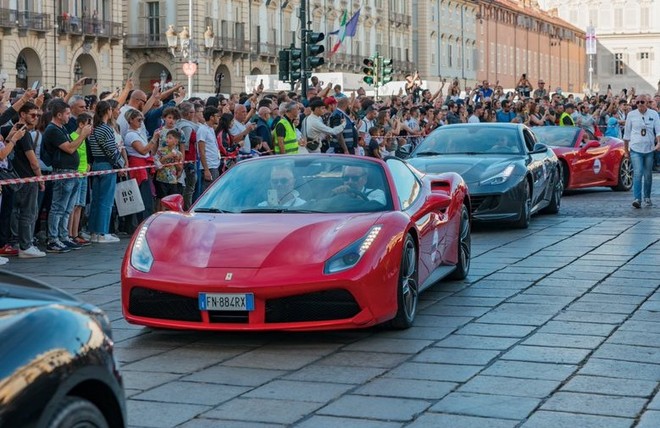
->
[[61, 238, 82, 250], [632, 199, 641, 209], [46, 240, 71, 253], [96, 234, 120, 243], [79, 231, 91, 240], [644, 198, 653, 207], [0, 244, 18, 256], [0, 256, 7, 265], [19, 246, 46, 258], [73, 235, 92, 246]]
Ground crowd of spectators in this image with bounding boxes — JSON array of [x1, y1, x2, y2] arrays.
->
[[0, 73, 658, 265]]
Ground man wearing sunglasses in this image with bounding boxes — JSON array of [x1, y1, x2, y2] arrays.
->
[[624, 95, 660, 208], [332, 165, 386, 205], [258, 165, 306, 207]]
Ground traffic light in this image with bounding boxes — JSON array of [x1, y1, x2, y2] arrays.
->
[[363, 58, 377, 86], [306, 32, 325, 69], [381, 58, 393, 84], [278, 49, 290, 82], [289, 48, 302, 81]]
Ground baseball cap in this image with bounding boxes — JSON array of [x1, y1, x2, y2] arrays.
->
[[323, 96, 337, 106]]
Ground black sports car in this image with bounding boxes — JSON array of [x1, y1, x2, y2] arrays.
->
[[0, 271, 126, 428], [407, 123, 562, 228]]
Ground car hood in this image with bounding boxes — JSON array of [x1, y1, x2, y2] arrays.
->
[[0, 272, 79, 311], [409, 155, 524, 184], [146, 212, 384, 269]]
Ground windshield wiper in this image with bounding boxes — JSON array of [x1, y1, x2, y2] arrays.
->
[[241, 208, 324, 214], [194, 208, 234, 213], [414, 151, 442, 157]]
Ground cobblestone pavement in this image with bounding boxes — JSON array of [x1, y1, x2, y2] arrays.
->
[[6, 175, 660, 428]]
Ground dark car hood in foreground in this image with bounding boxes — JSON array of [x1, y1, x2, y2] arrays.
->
[[409, 155, 525, 184], [0, 271, 79, 311], [146, 211, 384, 269]]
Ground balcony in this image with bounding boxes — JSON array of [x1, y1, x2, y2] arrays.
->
[[0, 8, 50, 32], [252, 42, 279, 59], [57, 16, 122, 39], [393, 59, 415, 74], [391, 12, 411, 27], [215, 36, 250, 54], [124, 33, 168, 49]]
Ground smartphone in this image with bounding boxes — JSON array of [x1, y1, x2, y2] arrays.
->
[[31, 80, 40, 90], [83, 78, 95, 85], [10, 90, 17, 99]]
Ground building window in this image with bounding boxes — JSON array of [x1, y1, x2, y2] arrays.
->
[[614, 53, 625, 75], [448, 43, 453, 68], [640, 52, 650, 75], [147, 1, 160, 39]]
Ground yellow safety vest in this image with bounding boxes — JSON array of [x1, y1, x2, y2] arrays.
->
[[274, 118, 299, 154], [559, 112, 575, 126]]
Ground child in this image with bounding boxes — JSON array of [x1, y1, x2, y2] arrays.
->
[[154, 129, 183, 210], [69, 113, 93, 245]]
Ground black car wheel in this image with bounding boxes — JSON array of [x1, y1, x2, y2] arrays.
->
[[449, 205, 471, 280], [542, 168, 562, 214], [514, 181, 532, 229], [612, 156, 633, 191], [48, 397, 109, 428], [390, 234, 418, 329]]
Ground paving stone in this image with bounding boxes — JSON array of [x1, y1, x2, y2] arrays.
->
[[222, 350, 323, 370], [537, 320, 616, 337], [126, 401, 210, 428], [295, 416, 402, 428], [568, 302, 640, 314], [536, 278, 599, 288], [434, 335, 519, 350], [524, 286, 589, 297], [593, 343, 660, 365], [121, 350, 232, 374], [458, 375, 560, 398], [501, 345, 590, 364], [577, 293, 647, 305], [284, 365, 386, 384], [413, 347, 500, 365], [619, 320, 660, 334], [521, 410, 633, 428], [439, 296, 508, 307], [341, 337, 432, 354], [553, 311, 628, 324], [384, 362, 483, 383], [561, 375, 657, 397], [413, 314, 474, 328], [508, 294, 575, 305], [243, 380, 353, 403], [355, 378, 456, 400], [407, 413, 517, 428], [316, 351, 410, 368], [457, 323, 536, 337], [452, 288, 519, 298], [541, 392, 646, 418], [481, 361, 576, 381], [430, 391, 540, 420], [202, 398, 322, 425], [178, 420, 282, 428], [637, 411, 660, 428], [183, 366, 286, 387], [646, 392, 660, 410], [522, 333, 605, 349], [422, 304, 492, 317], [579, 358, 660, 381], [133, 381, 249, 405], [317, 395, 430, 421], [377, 326, 456, 341]]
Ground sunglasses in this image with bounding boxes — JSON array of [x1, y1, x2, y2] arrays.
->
[[28, 113, 42, 118], [343, 174, 365, 182], [637, 100, 646, 105], [271, 178, 291, 185]]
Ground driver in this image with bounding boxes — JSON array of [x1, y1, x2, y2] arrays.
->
[[490, 135, 514, 152], [258, 166, 306, 207], [331, 165, 386, 205]]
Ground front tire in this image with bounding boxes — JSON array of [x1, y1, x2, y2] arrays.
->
[[48, 397, 109, 428], [449, 205, 471, 280], [514, 181, 532, 229], [389, 234, 418, 329], [541, 167, 562, 214], [612, 156, 633, 191]]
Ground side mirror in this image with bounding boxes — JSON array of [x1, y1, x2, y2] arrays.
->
[[160, 194, 184, 212], [531, 143, 548, 153], [580, 140, 600, 152]]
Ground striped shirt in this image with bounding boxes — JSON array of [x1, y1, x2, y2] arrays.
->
[[88, 123, 124, 167]]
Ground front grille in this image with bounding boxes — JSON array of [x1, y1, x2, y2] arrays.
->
[[470, 194, 500, 214], [208, 310, 249, 323], [129, 287, 201, 322], [265, 289, 360, 323]]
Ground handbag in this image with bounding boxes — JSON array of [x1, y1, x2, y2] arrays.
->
[[114, 177, 145, 217], [0, 166, 24, 192], [301, 116, 321, 151]]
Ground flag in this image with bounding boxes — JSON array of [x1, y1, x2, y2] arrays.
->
[[328, 9, 361, 55]]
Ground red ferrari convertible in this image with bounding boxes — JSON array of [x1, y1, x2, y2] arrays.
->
[[121, 155, 470, 331], [531, 126, 632, 192]]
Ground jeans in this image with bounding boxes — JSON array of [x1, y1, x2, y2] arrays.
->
[[88, 162, 117, 235], [630, 150, 654, 201], [48, 172, 80, 242], [654, 151, 660, 169], [127, 177, 154, 232], [12, 182, 39, 250], [183, 163, 197, 210], [201, 167, 220, 193]]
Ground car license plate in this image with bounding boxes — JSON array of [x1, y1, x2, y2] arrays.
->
[[199, 293, 255, 311]]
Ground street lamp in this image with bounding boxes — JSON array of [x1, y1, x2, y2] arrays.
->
[[74, 61, 83, 82], [16, 56, 28, 82], [0, 70, 8, 88]]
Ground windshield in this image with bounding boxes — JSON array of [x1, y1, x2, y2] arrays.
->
[[413, 126, 523, 156], [531, 127, 579, 147], [193, 156, 393, 213]]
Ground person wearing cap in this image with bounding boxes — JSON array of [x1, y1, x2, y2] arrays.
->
[[560, 104, 576, 126], [533, 80, 548, 99], [301, 98, 346, 154]]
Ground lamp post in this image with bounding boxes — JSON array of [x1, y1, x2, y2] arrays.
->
[[160, 69, 168, 88], [74, 61, 83, 82], [165, 0, 214, 98]]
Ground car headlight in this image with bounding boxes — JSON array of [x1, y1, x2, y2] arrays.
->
[[324, 226, 382, 274], [480, 164, 516, 185], [130, 224, 153, 273]]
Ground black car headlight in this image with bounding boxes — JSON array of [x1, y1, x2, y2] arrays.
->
[[130, 224, 153, 273], [480, 164, 516, 185], [324, 226, 382, 274]]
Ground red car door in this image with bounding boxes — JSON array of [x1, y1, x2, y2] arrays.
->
[[572, 130, 610, 187]]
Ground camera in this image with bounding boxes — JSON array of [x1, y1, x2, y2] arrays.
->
[[83, 78, 96, 85]]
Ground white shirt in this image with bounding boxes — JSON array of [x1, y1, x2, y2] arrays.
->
[[303, 114, 346, 153], [359, 118, 375, 145], [230, 121, 251, 154], [624, 108, 660, 154], [118, 105, 147, 141], [124, 130, 150, 158], [197, 123, 221, 169], [468, 115, 480, 123]]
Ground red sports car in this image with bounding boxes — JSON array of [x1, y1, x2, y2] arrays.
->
[[121, 155, 471, 331], [531, 126, 632, 192]]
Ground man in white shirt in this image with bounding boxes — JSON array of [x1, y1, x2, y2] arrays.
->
[[468, 103, 483, 123], [359, 106, 377, 147], [118, 90, 149, 140], [302, 98, 346, 153], [624, 94, 660, 208], [197, 106, 222, 191], [231, 104, 256, 155], [331, 165, 386, 205]]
